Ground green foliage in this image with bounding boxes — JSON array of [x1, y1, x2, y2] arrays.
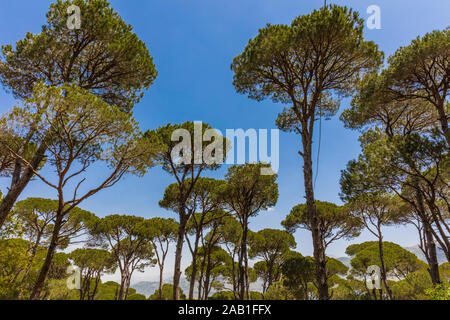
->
[[327, 257, 349, 278], [344, 193, 403, 226], [148, 284, 186, 300], [384, 28, 450, 144], [391, 264, 450, 300], [45, 279, 79, 300], [160, 177, 225, 220], [69, 248, 115, 274], [0, 211, 24, 240], [425, 282, 450, 300], [232, 5, 382, 104], [209, 291, 235, 300], [7, 83, 160, 177], [13, 198, 96, 250], [0, 238, 30, 299], [0, 0, 157, 111], [0, 1, 446, 302], [90, 215, 156, 270], [391, 270, 433, 300], [264, 281, 297, 300], [127, 293, 147, 300], [0, 238, 72, 299], [280, 253, 315, 300], [249, 229, 296, 292], [94, 281, 121, 300], [220, 163, 279, 220], [218, 163, 278, 299], [282, 200, 362, 246], [330, 277, 371, 300], [0, 132, 44, 179], [185, 178, 226, 230], [341, 72, 439, 134], [146, 217, 179, 242], [145, 122, 226, 177], [249, 229, 296, 259], [340, 129, 448, 201], [216, 215, 242, 248], [249, 291, 263, 300], [346, 241, 425, 279], [69, 248, 116, 300], [185, 245, 233, 292], [89, 214, 156, 300]]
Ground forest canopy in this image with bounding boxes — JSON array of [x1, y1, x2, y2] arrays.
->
[[0, 0, 448, 301]]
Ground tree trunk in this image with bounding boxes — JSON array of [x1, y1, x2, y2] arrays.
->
[[197, 244, 208, 299], [188, 234, 200, 299], [414, 179, 442, 284], [158, 264, 164, 300], [238, 218, 248, 300], [188, 259, 197, 299], [18, 233, 43, 300], [173, 211, 187, 300], [90, 274, 101, 300], [0, 141, 47, 228], [203, 252, 212, 300], [118, 268, 130, 300], [377, 235, 393, 300], [244, 249, 250, 300], [197, 269, 204, 300], [424, 221, 441, 285], [231, 250, 238, 299], [29, 213, 63, 300], [436, 101, 450, 147], [125, 275, 131, 299], [267, 261, 274, 289], [301, 131, 329, 300], [427, 204, 450, 262]]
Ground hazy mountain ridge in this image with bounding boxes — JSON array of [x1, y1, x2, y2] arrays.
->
[[404, 245, 446, 265], [132, 245, 446, 297], [132, 277, 192, 297], [132, 277, 264, 298]]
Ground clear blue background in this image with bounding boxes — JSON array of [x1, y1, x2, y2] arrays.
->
[[0, 0, 449, 281]]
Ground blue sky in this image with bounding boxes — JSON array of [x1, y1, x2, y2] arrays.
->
[[0, 0, 449, 282]]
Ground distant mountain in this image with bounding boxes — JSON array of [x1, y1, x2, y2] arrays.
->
[[337, 256, 351, 268], [404, 245, 446, 265], [132, 277, 263, 298], [132, 281, 160, 297], [133, 244, 445, 298], [132, 277, 192, 297]]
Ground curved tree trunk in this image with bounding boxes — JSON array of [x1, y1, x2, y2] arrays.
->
[[118, 271, 127, 300], [29, 212, 63, 300], [377, 234, 393, 300], [18, 233, 43, 300], [203, 248, 212, 300], [173, 210, 187, 300], [414, 179, 442, 284], [435, 101, 450, 147], [424, 221, 441, 285], [0, 141, 47, 228], [187, 233, 201, 299]]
